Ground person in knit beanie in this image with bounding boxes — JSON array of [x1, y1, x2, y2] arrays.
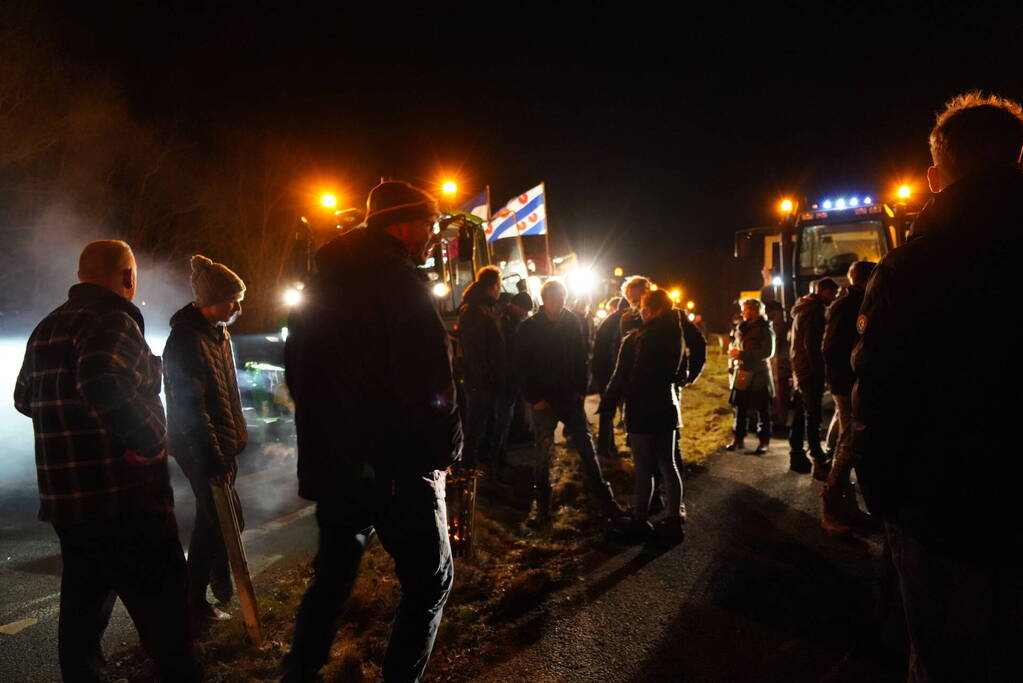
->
[[363, 181, 439, 263], [164, 255, 249, 623], [190, 254, 246, 312]]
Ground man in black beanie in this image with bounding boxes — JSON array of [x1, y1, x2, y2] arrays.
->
[[283, 181, 462, 682]]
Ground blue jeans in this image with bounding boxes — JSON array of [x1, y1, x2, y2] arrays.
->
[[283, 475, 454, 682]]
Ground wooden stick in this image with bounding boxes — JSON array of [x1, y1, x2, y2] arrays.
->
[[211, 481, 263, 645]]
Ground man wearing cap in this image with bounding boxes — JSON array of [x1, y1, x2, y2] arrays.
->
[[283, 181, 462, 682], [15, 240, 199, 682], [164, 254, 248, 624]]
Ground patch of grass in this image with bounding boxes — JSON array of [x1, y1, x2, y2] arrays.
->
[[111, 353, 731, 682]]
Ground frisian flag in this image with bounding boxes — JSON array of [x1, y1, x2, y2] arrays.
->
[[459, 191, 489, 221], [485, 183, 547, 243]]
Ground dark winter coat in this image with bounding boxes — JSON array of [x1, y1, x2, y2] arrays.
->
[[600, 312, 682, 434], [457, 282, 506, 393], [14, 283, 171, 523], [285, 227, 462, 504], [514, 307, 589, 407], [678, 311, 707, 385], [729, 316, 775, 399], [789, 294, 827, 391], [852, 167, 1022, 558], [591, 309, 627, 389], [164, 303, 248, 477], [822, 284, 864, 396]]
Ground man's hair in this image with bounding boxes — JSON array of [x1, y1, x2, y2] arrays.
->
[[816, 277, 839, 294], [78, 240, 133, 281], [540, 278, 566, 300], [475, 265, 501, 289], [741, 298, 765, 316], [848, 260, 876, 287], [641, 289, 673, 314], [930, 91, 1023, 179], [621, 275, 651, 297]]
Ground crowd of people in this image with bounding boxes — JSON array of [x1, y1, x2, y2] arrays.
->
[[11, 90, 1023, 682]]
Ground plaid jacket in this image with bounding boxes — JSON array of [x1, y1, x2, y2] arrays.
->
[[14, 283, 173, 523]]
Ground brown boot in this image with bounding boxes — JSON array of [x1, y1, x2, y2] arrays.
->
[[821, 484, 852, 538], [840, 483, 883, 535]]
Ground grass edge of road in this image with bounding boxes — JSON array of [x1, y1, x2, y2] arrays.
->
[[112, 351, 731, 682]]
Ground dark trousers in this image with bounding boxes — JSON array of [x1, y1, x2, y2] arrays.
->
[[531, 400, 614, 514], [53, 511, 199, 683], [463, 386, 499, 467], [490, 390, 518, 467], [595, 390, 619, 454], [789, 386, 825, 459], [284, 479, 454, 682], [733, 388, 772, 440], [179, 456, 243, 606], [886, 520, 1022, 682]]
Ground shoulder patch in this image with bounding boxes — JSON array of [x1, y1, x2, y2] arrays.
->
[[856, 314, 868, 335]]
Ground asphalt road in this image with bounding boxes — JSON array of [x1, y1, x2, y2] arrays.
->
[[478, 439, 906, 683], [0, 459, 315, 682]]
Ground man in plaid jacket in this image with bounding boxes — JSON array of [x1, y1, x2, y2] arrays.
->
[[15, 240, 199, 682]]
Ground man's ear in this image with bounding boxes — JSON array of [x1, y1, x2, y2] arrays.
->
[[122, 268, 135, 294], [926, 166, 943, 194]]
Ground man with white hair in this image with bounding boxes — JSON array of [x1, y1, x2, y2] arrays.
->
[[15, 240, 198, 682]]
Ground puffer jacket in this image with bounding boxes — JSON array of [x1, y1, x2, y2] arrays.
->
[[789, 294, 827, 391], [600, 312, 682, 434], [457, 281, 506, 393], [730, 316, 775, 397], [164, 303, 248, 476], [822, 284, 865, 396]]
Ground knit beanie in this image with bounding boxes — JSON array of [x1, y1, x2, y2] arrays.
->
[[365, 181, 438, 230], [190, 255, 246, 308]]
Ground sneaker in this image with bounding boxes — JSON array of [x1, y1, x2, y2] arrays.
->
[[210, 572, 234, 604], [725, 438, 745, 452], [191, 602, 231, 624]]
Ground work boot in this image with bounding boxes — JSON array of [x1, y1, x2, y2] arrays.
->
[[598, 483, 627, 521], [789, 449, 811, 473], [652, 516, 686, 546], [820, 484, 853, 538], [725, 433, 745, 452], [840, 483, 883, 534], [811, 455, 831, 482], [748, 436, 770, 456]]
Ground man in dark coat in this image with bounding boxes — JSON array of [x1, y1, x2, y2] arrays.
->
[[788, 277, 838, 475], [164, 254, 248, 622], [282, 181, 462, 682], [852, 93, 1023, 681], [820, 260, 875, 536], [14, 240, 199, 682], [457, 265, 506, 469], [727, 299, 775, 454], [490, 291, 534, 470], [591, 296, 631, 457], [515, 279, 623, 526]]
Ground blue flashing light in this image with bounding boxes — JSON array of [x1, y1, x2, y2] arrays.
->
[[822, 199, 833, 209], [863, 196, 872, 205], [849, 196, 859, 207], [835, 198, 847, 209]]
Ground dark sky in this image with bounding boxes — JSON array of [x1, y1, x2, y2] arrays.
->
[[43, 0, 1023, 323]]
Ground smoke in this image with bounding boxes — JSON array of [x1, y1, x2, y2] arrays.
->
[[0, 206, 193, 483]]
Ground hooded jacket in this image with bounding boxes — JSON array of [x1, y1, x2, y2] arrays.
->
[[601, 311, 683, 434], [456, 281, 506, 393], [822, 284, 865, 396], [852, 167, 1022, 557], [164, 303, 248, 476], [789, 294, 828, 391], [285, 227, 463, 503]]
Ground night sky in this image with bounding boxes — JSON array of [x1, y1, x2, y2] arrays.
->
[[43, 0, 1023, 324]]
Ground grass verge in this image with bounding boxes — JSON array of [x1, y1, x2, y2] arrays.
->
[[112, 351, 731, 682]]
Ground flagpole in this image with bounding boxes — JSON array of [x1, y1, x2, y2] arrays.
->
[[485, 185, 494, 262], [541, 181, 553, 275]]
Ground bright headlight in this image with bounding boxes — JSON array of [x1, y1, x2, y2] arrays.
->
[[283, 288, 303, 307], [432, 282, 451, 298]]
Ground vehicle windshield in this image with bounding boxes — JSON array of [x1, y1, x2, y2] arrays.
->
[[798, 219, 886, 277]]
